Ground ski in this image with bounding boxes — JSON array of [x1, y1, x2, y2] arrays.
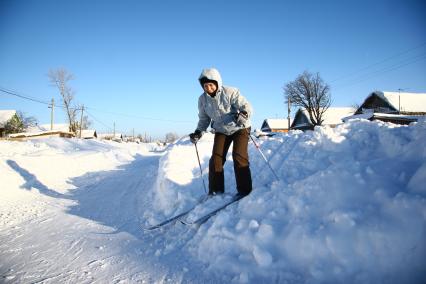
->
[[143, 195, 210, 231], [181, 194, 245, 226]]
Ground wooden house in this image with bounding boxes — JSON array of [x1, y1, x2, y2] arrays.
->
[[8, 123, 74, 140], [291, 107, 356, 131], [78, 129, 98, 139], [347, 91, 426, 124], [261, 118, 291, 133]]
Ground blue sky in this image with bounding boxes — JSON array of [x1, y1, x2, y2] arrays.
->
[[1, 0, 425, 138]]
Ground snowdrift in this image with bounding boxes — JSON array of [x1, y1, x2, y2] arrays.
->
[[147, 119, 426, 283], [1, 119, 425, 283]]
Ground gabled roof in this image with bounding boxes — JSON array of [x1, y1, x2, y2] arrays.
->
[[359, 91, 426, 113], [322, 107, 356, 125], [0, 110, 17, 126], [292, 107, 356, 128], [27, 123, 70, 133], [261, 118, 291, 130]]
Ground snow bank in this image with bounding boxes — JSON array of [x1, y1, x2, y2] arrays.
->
[[149, 119, 426, 283], [1, 120, 425, 283]]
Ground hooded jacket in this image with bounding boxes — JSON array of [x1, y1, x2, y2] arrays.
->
[[196, 68, 252, 135]]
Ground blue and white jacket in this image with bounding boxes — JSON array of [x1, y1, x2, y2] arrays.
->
[[196, 68, 252, 135]]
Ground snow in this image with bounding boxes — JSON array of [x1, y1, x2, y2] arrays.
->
[[27, 123, 70, 132], [0, 110, 16, 126], [261, 118, 291, 131], [375, 91, 426, 113], [1, 119, 426, 283], [298, 107, 356, 126]]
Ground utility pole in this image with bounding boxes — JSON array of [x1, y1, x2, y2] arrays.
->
[[113, 122, 116, 137], [397, 88, 407, 113], [398, 88, 401, 113], [48, 98, 55, 130], [287, 96, 291, 131], [132, 128, 135, 142], [79, 105, 84, 138]]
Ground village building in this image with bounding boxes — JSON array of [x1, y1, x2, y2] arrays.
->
[[8, 123, 75, 140], [291, 107, 356, 131], [261, 118, 292, 133], [77, 129, 98, 139], [98, 133, 123, 142], [346, 91, 426, 124], [0, 110, 17, 137]]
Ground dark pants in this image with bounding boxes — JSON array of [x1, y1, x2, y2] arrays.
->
[[209, 128, 252, 195]]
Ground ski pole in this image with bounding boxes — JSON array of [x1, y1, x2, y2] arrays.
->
[[245, 127, 280, 181], [194, 142, 208, 193]]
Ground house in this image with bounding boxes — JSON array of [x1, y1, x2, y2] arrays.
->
[[76, 129, 97, 139], [291, 107, 356, 131], [8, 131, 74, 140], [0, 110, 17, 137], [28, 123, 71, 132], [346, 91, 426, 124], [8, 123, 74, 140], [261, 118, 292, 133], [98, 133, 123, 142]]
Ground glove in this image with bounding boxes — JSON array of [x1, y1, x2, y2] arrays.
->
[[235, 111, 248, 127], [189, 130, 202, 144]]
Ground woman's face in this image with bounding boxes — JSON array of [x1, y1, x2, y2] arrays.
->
[[203, 82, 217, 95]]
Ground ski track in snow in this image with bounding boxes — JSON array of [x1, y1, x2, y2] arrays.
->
[[0, 141, 209, 283]]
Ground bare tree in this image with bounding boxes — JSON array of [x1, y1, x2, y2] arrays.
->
[[48, 68, 79, 132], [284, 71, 331, 126], [165, 132, 179, 143]]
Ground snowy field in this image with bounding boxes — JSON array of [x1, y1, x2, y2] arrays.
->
[[1, 119, 425, 283]]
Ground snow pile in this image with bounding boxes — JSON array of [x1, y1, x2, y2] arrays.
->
[[1, 120, 425, 283], [149, 119, 426, 283]]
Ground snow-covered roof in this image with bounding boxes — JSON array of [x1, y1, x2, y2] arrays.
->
[[364, 91, 426, 113], [0, 110, 17, 126], [297, 107, 356, 126], [262, 118, 291, 130], [98, 133, 123, 139], [79, 129, 97, 138], [343, 112, 421, 124], [322, 107, 356, 125], [27, 123, 70, 132]]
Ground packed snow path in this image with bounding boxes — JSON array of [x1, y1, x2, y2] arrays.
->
[[1, 119, 426, 283], [0, 142, 207, 283]]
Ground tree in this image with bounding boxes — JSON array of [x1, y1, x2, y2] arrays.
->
[[48, 68, 80, 133], [284, 71, 331, 126], [4, 111, 37, 134], [165, 132, 179, 143]]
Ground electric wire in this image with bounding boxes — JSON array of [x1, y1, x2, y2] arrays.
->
[[330, 42, 426, 84]]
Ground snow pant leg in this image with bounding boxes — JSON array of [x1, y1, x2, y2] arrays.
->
[[232, 128, 252, 195], [209, 132, 233, 194]]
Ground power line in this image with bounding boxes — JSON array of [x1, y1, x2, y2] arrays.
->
[[0, 86, 50, 105], [333, 52, 426, 91], [330, 42, 426, 83], [85, 110, 114, 132], [0, 86, 82, 111], [0, 86, 192, 124], [84, 106, 193, 123]]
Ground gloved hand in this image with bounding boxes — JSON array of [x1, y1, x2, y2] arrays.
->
[[189, 130, 202, 144], [235, 111, 248, 126]]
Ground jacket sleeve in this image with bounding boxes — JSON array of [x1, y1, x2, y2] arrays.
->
[[231, 89, 253, 117], [196, 95, 211, 132]]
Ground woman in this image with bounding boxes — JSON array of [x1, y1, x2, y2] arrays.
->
[[189, 68, 253, 196]]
